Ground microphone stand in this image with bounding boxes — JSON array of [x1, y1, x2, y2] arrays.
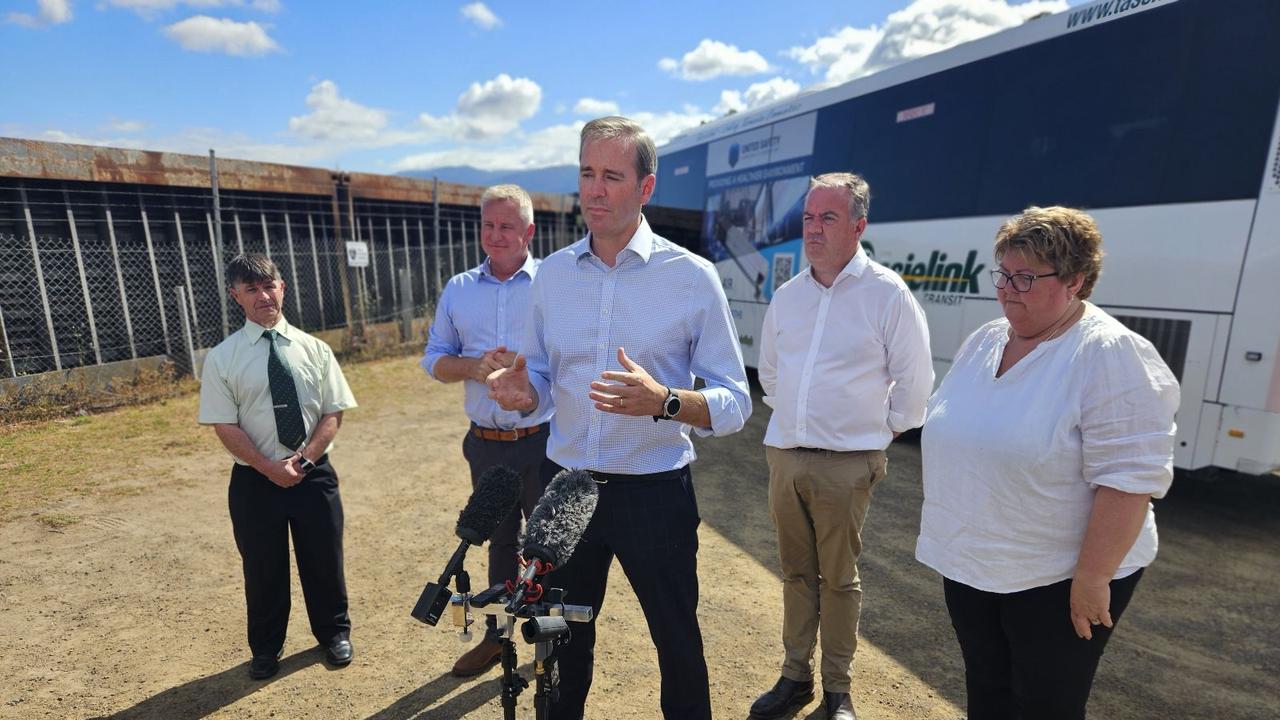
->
[[462, 579, 591, 720]]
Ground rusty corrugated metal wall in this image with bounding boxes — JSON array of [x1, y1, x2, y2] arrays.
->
[[0, 138, 580, 377]]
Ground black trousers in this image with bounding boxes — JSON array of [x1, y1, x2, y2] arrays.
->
[[228, 458, 350, 657], [943, 569, 1143, 720], [462, 425, 549, 637], [542, 460, 711, 720]]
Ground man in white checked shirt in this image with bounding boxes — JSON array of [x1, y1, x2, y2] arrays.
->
[[488, 116, 751, 720], [750, 173, 933, 720]]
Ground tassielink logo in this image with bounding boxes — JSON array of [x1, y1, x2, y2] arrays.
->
[[728, 143, 740, 168], [866, 242, 986, 306]]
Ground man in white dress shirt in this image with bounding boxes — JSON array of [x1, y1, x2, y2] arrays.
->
[[750, 173, 933, 720], [488, 116, 751, 720]]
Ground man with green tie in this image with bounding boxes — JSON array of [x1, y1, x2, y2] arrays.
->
[[199, 253, 358, 680]]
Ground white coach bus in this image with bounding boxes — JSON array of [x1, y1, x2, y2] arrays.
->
[[648, 0, 1280, 475]]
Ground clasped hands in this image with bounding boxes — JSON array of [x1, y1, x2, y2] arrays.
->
[[487, 347, 667, 417], [263, 452, 307, 488]]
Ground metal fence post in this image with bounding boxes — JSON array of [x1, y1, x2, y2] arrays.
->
[[398, 267, 412, 342], [366, 217, 382, 316], [401, 218, 413, 309], [385, 217, 399, 309], [20, 186, 60, 370], [174, 211, 200, 346], [174, 286, 197, 377], [65, 204, 102, 365], [446, 220, 456, 280], [431, 177, 441, 301], [106, 205, 138, 359], [306, 213, 326, 329], [260, 212, 272, 259], [0, 304, 15, 378], [206, 212, 229, 337], [234, 213, 245, 255], [416, 219, 429, 309], [283, 213, 303, 324], [140, 207, 172, 355]]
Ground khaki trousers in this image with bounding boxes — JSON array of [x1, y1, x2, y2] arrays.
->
[[766, 445, 886, 692]]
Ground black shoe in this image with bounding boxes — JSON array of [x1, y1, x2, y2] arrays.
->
[[249, 649, 283, 680], [749, 676, 814, 719], [325, 638, 354, 666], [823, 691, 857, 720]]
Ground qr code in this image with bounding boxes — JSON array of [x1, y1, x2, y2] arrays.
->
[[771, 253, 795, 290]]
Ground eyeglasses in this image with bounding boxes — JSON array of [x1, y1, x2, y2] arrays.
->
[[989, 269, 1059, 292]]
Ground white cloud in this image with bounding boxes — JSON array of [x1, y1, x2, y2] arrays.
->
[[162, 15, 280, 55], [714, 77, 801, 115], [288, 80, 389, 142], [459, 2, 500, 30], [659, 39, 770, 81], [105, 119, 147, 133], [788, 0, 1066, 84], [7, 0, 73, 27], [394, 106, 714, 173], [573, 98, 620, 116], [104, 0, 282, 18], [419, 73, 542, 141]]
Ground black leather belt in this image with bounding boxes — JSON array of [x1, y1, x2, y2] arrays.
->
[[589, 467, 687, 484]]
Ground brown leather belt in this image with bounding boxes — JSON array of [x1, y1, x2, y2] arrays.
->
[[471, 423, 545, 442]]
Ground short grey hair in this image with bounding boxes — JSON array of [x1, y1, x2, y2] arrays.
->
[[995, 206, 1104, 300], [480, 184, 534, 227], [226, 253, 280, 288], [579, 116, 657, 181], [808, 172, 871, 221]]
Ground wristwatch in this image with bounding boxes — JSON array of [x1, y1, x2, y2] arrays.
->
[[653, 387, 681, 422], [299, 455, 317, 474]]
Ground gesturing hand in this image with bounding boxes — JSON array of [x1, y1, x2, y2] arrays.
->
[[488, 354, 536, 412], [588, 347, 668, 417]]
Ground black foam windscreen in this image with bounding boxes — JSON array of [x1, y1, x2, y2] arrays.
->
[[455, 464, 521, 545], [520, 468, 598, 568]]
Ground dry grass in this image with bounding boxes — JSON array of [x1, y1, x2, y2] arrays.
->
[[0, 348, 423, 525], [0, 362, 198, 425]]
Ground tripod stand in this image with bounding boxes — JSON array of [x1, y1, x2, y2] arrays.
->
[[457, 583, 592, 720]]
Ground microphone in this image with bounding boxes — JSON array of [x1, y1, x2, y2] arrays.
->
[[412, 465, 521, 626], [507, 468, 598, 613]]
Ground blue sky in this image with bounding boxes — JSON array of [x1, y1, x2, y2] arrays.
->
[[2, 0, 1090, 173]]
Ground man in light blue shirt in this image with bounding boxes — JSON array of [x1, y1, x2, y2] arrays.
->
[[490, 117, 751, 720], [421, 184, 553, 677]]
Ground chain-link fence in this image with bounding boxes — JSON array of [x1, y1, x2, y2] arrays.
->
[[0, 178, 581, 378]]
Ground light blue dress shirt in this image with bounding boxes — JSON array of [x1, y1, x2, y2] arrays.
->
[[523, 217, 751, 474], [422, 254, 553, 430]]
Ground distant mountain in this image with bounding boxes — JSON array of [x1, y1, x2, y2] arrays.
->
[[399, 165, 578, 195]]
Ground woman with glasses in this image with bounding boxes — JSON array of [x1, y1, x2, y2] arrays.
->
[[915, 206, 1179, 719]]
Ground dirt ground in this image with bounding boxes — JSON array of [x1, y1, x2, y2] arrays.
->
[[1, 356, 1277, 719]]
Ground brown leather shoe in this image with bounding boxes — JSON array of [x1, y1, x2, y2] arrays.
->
[[451, 638, 502, 677]]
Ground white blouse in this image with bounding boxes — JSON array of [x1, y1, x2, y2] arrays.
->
[[915, 303, 1180, 593]]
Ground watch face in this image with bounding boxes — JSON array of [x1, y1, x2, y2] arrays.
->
[[665, 394, 681, 417]]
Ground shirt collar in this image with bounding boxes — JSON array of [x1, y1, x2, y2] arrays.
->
[[806, 243, 869, 287], [244, 315, 292, 343], [480, 253, 537, 281], [579, 214, 654, 265]]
